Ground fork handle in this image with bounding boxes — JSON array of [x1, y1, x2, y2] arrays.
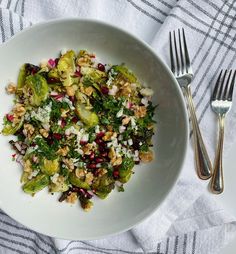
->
[[210, 115, 225, 194], [184, 85, 212, 179]]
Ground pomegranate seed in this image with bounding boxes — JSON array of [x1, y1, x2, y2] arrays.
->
[[95, 138, 103, 145], [101, 86, 109, 95], [72, 116, 79, 123], [61, 119, 66, 128], [95, 157, 103, 163], [87, 163, 96, 169], [48, 59, 56, 68], [48, 77, 60, 84], [12, 153, 16, 158], [90, 152, 95, 160], [69, 96, 75, 103], [113, 170, 119, 178], [74, 70, 81, 77], [97, 63, 105, 72], [101, 152, 108, 157], [99, 146, 106, 152], [96, 132, 105, 138], [53, 133, 62, 140], [6, 114, 14, 122], [80, 140, 87, 145]]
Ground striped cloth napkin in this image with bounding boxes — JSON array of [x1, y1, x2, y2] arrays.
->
[[0, 0, 236, 253]]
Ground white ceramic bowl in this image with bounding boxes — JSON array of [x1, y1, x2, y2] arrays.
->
[[0, 19, 188, 240]]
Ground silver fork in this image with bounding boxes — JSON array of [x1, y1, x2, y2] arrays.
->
[[169, 28, 212, 180], [210, 70, 236, 194]]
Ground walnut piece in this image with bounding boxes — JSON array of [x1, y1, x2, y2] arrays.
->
[[122, 116, 131, 125], [24, 124, 35, 137], [85, 172, 94, 185], [39, 128, 49, 138], [66, 192, 78, 204], [139, 150, 154, 163], [6, 83, 16, 94], [134, 106, 147, 118], [57, 146, 69, 156]]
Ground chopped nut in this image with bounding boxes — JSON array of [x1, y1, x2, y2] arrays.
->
[[66, 192, 78, 204], [13, 103, 26, 117], [63, 158, 74, 171], [96, 168, 107, 177], [23, 160, 32, 173], [134, 106, 147, 118], [39, 128, 49, 138], [119, 82, 132, 96], [82, 143, 93, 155], [122, 116, 131, 125], [83, 200, 93, 212], [84, 86, 94, 96], [61, 109, 69, 118], [103, 131, 117, 141], [111, 157, 122, 166], [24, 124, 35, 137], [139, 150, 154, 163], [85, 172, 94, 185], [6, 83, 16, 94], [57, 146, 69, 156], [75, 168, 86, 178], [108, 147, 116, 159], [66, 85, 77, 97], [77, 56, 92, 66]]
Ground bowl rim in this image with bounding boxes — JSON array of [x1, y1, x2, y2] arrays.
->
[[0, 18, 189, 240]]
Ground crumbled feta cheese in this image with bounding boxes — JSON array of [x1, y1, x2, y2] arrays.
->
[[128, 139, 133, 146], [118, 134, 123, 141], [51, 173, 60, 184], [28, 170, 39, 180], [31, 102, 52, 126], [141, 97, 149, 107], [139, 142, 143, 146], [81, 133, 89, 142], [58, 119, 62, 126], [130, 117, 137, 130], [123, 141, 127, 146], [95, 125, 100, 134], [119, 125, 126, 133], [140, 88, 154, 97], [96, 163, 102, 168], [62, 96, 75, 110], [116, 108, 124, 118], [65, 126, 78, 136], [108, 85, 118, 95]]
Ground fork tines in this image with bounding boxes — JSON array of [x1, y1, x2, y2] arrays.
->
[[169, 28, 191, 76], [212, 70, 236, 101]]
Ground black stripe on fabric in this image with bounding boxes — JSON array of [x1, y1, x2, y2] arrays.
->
[[168, 13, 236, 53], [58, 240, 134, 254], [19, 14, 23, 30], [67, 246, 112, 254], [139, 0, 168, 16], [165, 238, 169, 254], [156, 242, 161, 254], [192, 231, 197, 254], [174, 4, 235, 43], [7, 0, 12, 9], [14, 0, 20, 12], [183, 234, 187, 254], [9, 11, 14, 36], [0, 212, 56, 252], [173, 236, 179, 254], [0, 242, 26, 254], [193, 1, 235, 100], [198, 31, 236, 124], [188, 0, 228, 64], [21, 0, 25, 16], [0, 235, 37, 254], [0, 8, 5, 42], [126, 0, 163, 24], [0, 227, 53, 254]]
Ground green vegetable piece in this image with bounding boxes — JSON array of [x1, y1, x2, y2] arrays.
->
[[17, 64, 26, 88], [48, 68, 60, 79], [23, 174, 49, 194], [41, 158, 59, 176], [92, 174, 115, 199], [118, 157, 135, 183], [80, 66, 106, 83], [57, 50, 76, 75], [25, 74, 49, 106], [69, 172, 90, 190], [2, 117, 23, 135], [76, 103, 99, 127], [112, 65, 137, 83], [49, 182, 69, 192]]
